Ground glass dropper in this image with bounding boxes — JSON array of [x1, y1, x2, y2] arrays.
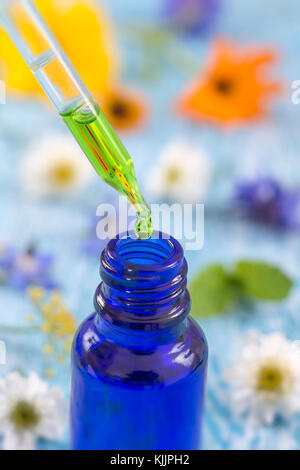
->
[[0, 0, 152, 239]]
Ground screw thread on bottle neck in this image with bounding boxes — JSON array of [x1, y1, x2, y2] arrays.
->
[[94, 232, 191, 331]]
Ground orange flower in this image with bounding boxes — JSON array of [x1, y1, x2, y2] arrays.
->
[[95, 85, 148, 132], [176, 38, 282, 127]]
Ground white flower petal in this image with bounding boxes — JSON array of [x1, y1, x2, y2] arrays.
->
[[147, 139, 212, 203], [36, 414, 66, 441], [20, 133, 93, 198], [0, 372, 66, 449], [224, 332, 300, 426], [2, 428, 36, 451], [23, 372, 48, 400]]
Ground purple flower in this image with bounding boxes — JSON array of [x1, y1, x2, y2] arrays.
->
[[0, 245, 57, 289], [163, 0, 221, 36], [233, 178, 300, 230]]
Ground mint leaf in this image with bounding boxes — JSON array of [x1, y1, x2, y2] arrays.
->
[[189, 264, 237, 318], [235, 261, 292, 301]]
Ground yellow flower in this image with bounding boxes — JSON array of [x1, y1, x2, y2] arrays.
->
[[27, 287, 76, 353], [43, 344, 54, 355], [57, 355, 66, 365], [37, 290, 76, 339], [44, 368, 56, 379], [41, 308, 76, 338], [49, 291, 62, 306], [25, 314, 35, 323], [41, 303, 53, 318], [64, 338, 73, 353], [0, 0, 119, 99], [27, 286, 45, 304]]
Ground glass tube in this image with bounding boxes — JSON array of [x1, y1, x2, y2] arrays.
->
[[0, 0, 151, 237]]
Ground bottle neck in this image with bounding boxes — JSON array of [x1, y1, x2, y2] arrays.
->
[[94, 232, 191, 333], [94, 315, 189, 350]]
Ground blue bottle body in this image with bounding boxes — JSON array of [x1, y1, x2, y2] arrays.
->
[[71, 233, 208, 450]]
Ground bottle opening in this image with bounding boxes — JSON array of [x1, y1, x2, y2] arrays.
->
[[96, 232, 190, 330], [117, 237, 173, 266]]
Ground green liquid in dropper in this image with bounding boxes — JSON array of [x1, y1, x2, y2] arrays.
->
[[60, 99, 152, 239]]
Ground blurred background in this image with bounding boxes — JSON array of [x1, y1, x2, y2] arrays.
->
[[0, 0, 300, 450]]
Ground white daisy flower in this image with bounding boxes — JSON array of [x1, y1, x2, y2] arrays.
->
[[0, 372, 66, 450], [147, 140, 212, 203], [21, 134, 93, 197], [224, 332, 300, 426]]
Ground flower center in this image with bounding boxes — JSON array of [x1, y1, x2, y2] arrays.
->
[[49, 162, 76, 187], [166, 167, 181, 186], [110, 100, 128, 118], [257, 366, 283, 391], [10, 401, 40, 431], [214, 78, 235, 94]]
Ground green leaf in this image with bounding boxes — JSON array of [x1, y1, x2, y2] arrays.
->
[[189, 264, 237, 318], [235, 261, 292, 301]]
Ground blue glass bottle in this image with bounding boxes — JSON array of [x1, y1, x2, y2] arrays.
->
[[71, 232, 208, 450]]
